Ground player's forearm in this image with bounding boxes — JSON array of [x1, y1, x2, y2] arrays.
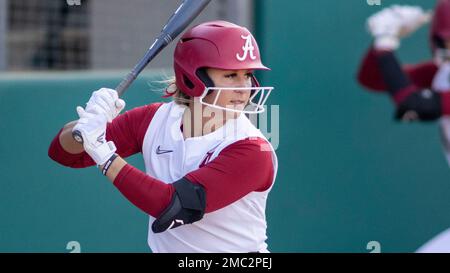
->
[[59, 120, 85, 154], [102, 156, 174, 217], [101, 155, 127, 182]]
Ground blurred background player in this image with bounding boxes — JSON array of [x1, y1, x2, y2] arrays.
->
[[357, 0, 450, 252], [48, 21, 278, 253]]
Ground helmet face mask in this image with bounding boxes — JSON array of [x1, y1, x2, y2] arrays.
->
[[173, 20, 273, 113], [199, 86, 274, 114], [434, 48, 450, 65], [431, 0, 450, 60]]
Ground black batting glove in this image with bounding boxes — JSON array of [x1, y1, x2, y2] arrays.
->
[[395, 89, 442, 122]]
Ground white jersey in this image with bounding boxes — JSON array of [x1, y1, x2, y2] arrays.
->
[[433, 63, 450, 166], [141, 101, 278, 253], [416, 227, 450, 253]]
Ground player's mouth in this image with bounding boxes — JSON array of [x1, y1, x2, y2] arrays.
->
[[229, 99, 246, 105]]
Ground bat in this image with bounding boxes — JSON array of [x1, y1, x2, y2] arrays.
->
[[73, 0, 212, 143]]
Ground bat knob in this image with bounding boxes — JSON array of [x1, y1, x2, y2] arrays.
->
[[72, 130, 84, 144]]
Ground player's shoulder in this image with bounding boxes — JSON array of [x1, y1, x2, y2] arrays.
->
[[125, 102, 165, 117], [404, 60, 438, 73], [224, 137, 273, 156], [220, 137, 276, 189], [115, 102, 166, 129], [237, 137, 270, 146]]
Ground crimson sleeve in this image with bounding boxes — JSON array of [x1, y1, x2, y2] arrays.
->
[[113, 164, 175, 218], [48, 103, 163, 168], [48, 128, 96, 168], [185, 137, 275, 213], [442, 93, 450, 116], [357, 47, 438, 92], [357, 47, 390, 91], [109, 137, 274, 218]]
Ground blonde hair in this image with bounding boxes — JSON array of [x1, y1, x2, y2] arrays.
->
[[153, 76, 193, 106]]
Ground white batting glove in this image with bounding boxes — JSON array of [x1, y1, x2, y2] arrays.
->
[[73, 106, 117, 166], [367, 5, 431, 50], [85, 88, 126, 123]]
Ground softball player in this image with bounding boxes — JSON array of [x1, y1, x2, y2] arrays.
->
[[357, 0, 450, 252], [358, 1, 450, 160], [48, 21, 278, 253]]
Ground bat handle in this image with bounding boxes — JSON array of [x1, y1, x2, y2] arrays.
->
[[116, 71, 137, 97], [72, 130, 84, 144]]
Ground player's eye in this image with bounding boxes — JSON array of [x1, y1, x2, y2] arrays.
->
[[224, 73, 237, 78], [245, 72, 254, 78]]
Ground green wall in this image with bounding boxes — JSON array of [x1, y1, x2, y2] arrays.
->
[[0, 72, 166, 252], [255, 0, 450, 252], [1, 0, 450, 253]]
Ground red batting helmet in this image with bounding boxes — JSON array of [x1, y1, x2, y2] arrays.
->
[[173, 21, 269, 97], [431, 0, 450, 51]]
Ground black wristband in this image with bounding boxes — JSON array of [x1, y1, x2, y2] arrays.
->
[[102, 154, 118, 176], [375, 50, 411, 96]]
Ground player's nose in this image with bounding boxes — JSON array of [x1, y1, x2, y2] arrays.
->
[[233, 76, 252, 90]]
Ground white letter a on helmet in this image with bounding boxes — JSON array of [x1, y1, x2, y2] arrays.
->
[[236, 35, 256, 61]]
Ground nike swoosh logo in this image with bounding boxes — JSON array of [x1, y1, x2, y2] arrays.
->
[[156, 145, 173, 155]]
